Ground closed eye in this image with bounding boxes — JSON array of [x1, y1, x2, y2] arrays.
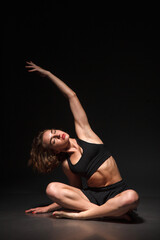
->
[[51, 138, 55, 145], [50, 129, 56, 145]]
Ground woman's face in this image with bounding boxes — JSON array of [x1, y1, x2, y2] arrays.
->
[[42, 129, 70, 153]]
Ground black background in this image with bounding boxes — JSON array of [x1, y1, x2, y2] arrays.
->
[[2, 3, 160, 196]]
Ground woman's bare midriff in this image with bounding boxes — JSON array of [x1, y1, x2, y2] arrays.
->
[[87, 156, 122, 188]]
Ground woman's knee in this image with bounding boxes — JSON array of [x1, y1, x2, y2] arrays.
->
[[124, 189, 140, 207], [46, 182, 76, 202], [46, 182, 63, 199]]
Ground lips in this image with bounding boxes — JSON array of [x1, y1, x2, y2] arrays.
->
[[62, 134, 65, 140]]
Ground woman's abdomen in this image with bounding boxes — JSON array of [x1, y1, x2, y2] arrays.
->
[[87, 156, 122, 188]]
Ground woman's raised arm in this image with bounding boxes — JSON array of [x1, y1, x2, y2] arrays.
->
[[25, 61, 75, 98], [25, 61, 100, 141]]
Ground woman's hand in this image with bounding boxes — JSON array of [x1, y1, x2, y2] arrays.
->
[[25, 206, 50, 214], [25, 61, 49, 77]]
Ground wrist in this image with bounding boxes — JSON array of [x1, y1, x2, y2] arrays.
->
[[48, 203, 61, 211]]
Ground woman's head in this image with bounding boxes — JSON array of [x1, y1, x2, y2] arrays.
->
[[28, 129, 69, 173], [42, 129, 70, 153]]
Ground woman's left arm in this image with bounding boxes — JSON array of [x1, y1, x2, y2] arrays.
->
[[26, 61, 99, 140], [68, 94, 95, 139]]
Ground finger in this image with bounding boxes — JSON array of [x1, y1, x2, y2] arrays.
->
[[25, 208, 35, 212], [33, 209, 41, 214], [25, 208, 36, 213], [28, 69, 37, 72], [30, 61, 37, 66], [33, 210, 45, 214], [25, 65, 35, 68], [26, 61, 36, 67], [26, 61, 34, 65], [32, 211, 37, 214]]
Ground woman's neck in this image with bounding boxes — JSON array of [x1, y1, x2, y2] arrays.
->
[[65, 138, 79, 154]]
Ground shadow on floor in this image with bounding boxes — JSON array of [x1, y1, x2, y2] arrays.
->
[[25, 208, 144, 224]]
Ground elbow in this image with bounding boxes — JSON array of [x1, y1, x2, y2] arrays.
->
[[68, 91, 77, 99]]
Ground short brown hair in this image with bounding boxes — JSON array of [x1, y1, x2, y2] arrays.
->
[[28, 130, 67, 173]]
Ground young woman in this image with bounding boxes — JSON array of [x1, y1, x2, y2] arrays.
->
[[25, 61, 139, 221]]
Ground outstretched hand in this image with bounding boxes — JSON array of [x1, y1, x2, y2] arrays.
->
[[25, 206, 50, 214], [25, 61, 49, 77]]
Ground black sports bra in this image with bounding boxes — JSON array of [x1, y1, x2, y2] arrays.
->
[[67, 138, 112, 178]]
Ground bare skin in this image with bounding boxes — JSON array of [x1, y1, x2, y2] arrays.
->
[[25, 61, 139, 220]]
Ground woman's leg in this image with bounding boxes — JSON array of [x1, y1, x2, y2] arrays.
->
[[85, 189, 139, 220], [46, 182, 97, 211], [52, 189, 139, 220]]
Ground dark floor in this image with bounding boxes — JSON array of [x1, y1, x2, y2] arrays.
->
[[1, 179, 160, 240]]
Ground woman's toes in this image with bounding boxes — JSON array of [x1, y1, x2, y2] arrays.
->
[[53, 211, 63, 218]]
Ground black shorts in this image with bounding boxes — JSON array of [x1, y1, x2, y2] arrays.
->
[[81, 179, 130, 206]]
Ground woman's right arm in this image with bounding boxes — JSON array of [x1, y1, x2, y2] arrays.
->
[[61, 159, 82, 189], [25, 202, 62, 214]]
